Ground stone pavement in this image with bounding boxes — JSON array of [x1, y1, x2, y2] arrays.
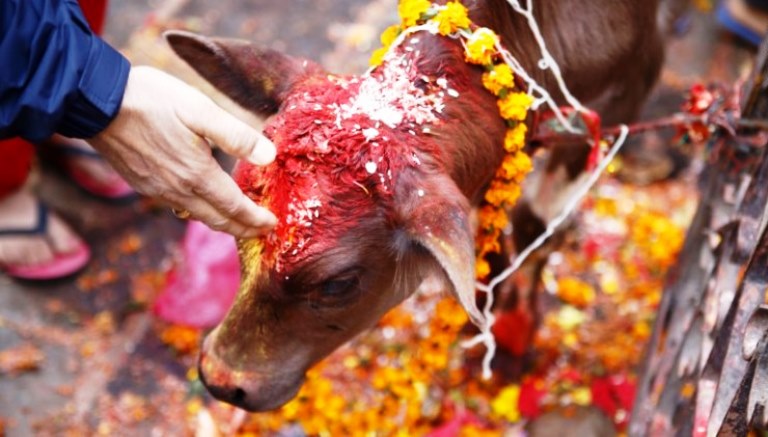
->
[[0, 1, 756, 435]]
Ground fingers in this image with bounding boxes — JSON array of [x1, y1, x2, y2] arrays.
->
[[172, 162, 277, 239], [90, 66, 279, 239], [194, 164, 277, 229], [170, 196, 275, 239], [181, 93, 277, 165], [174, 200, 266, 239]]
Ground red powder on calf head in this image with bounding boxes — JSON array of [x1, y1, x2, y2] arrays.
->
[[234, 49, 459, 273]]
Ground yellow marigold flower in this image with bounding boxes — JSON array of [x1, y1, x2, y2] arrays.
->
[[557, 277, 596, 308], [514, 155, 533, 182], [491, 384, 522, 423], [433, 1, 471, 35], [476, 258, 491, 278], [398, 0, 432, 27], [556, 305, 586, 331], [631, 211, 684, 269], [482, 63, 515, 95], [498, 91, 533, 121], [464, 27, 498, 65], [496, 152, 532, 181], [503, 123, 527, 153], [563, 332, 579, 348], [280, 398, 301, 421], [571, 386, 593, 406], [369, 46, 389, 66], [380, 24, 401, 46]]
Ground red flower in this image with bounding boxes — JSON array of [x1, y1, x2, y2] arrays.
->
[[518, 377, 547, 419], [590, 374, 636, 429], [492, 307, 533, 356]]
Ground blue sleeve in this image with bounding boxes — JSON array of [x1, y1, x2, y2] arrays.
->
[[0, 0, 131, 142]]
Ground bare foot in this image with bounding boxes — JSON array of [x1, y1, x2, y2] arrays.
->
[[0, 189, 84, 267]]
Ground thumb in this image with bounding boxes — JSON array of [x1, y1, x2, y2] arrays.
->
[[182, 91, 277, 165]]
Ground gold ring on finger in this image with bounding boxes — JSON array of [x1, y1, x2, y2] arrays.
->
[[172, 208, 192, 219]]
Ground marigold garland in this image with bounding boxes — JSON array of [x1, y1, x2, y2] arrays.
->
[[371, 0, 534, 280]]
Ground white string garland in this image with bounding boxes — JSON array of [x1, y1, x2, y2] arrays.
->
[[465, 125, 629, 379], [371, 1, 628, 380]]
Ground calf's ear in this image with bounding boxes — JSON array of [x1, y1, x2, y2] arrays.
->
[[164, 30, 324, 117], [395, 169, 483, 326]]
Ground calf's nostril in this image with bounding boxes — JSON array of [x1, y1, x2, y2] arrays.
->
[[232, 387, 247, 405]]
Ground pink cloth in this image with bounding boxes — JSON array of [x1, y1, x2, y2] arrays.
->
[[153, 221, 240, 328]]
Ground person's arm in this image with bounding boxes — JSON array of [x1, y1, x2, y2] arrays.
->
[[0, 0, 129, 142], [1, 0, 277, 238]]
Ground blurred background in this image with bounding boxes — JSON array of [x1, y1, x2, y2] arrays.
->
[[0, 0, 759, 435]]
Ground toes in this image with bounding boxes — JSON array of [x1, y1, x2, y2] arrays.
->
[[47, 214, 84, 255]]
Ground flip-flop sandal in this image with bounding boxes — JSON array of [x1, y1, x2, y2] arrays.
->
[[38, 142, 138, 203], [716, 2, 765, 46], [0, 202, 91, 280]]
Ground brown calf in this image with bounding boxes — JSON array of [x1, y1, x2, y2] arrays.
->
[[166, 0, 679, 411]]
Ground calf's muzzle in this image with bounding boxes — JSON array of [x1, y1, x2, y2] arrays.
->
[[198, 334, 306, 412]]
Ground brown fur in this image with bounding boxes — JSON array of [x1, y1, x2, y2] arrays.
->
[[166, 0, 678, 412]]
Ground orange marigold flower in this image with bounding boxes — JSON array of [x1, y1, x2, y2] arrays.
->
[[398, 0, 432, 27], [503, 123, 527, 153], [460, 424, 501, 436], [476, 258, 491, 278], [633, 320, 652, 340], [435, 298, 469, 327], [498, 91, 533, 121], [464, 27, 498, 65], [433, 1, 471, 35], [160, 325, 201, 355], [478, 234, 501, 255], [479, 205, 509, 230], [475, 227, 501, 259], [482, 63, 515, 95], [556, 277, 596, 308]]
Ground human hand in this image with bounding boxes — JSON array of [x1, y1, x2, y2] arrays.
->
[[88, 66, 277, 238]]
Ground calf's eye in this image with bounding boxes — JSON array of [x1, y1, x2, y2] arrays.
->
[[322, 275, 360, 297], [310, 269, 363, 308]]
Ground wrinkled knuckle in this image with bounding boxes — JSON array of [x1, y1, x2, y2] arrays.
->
[[221, 199, 245, 217], [177, 177, 197, 193], [177, 171, 205, 193]]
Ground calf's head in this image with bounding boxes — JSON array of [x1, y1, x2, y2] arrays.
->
[[166, 31, 484, 411]]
